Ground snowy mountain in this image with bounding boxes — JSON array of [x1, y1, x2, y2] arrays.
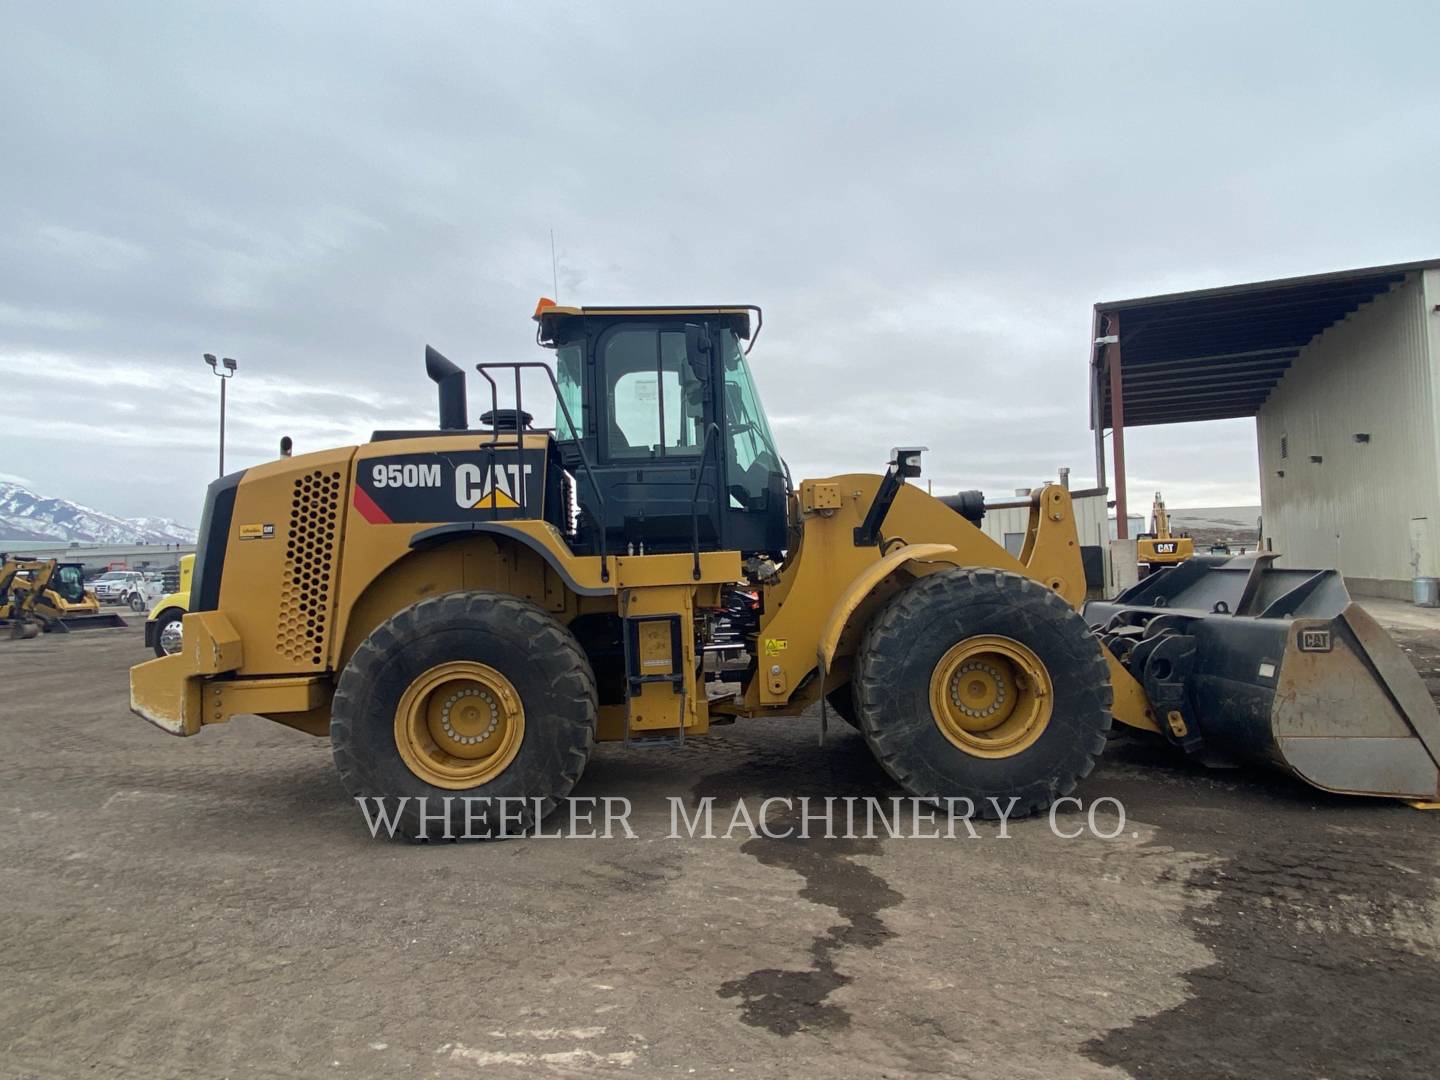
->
[[0, 483, 197, 544]]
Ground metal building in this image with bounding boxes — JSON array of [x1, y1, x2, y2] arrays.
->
[[1090, 258, 1440, 599]]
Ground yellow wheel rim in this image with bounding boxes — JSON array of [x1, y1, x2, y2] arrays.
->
[[393, 661, 525, 789], [928, 634, 1052, 759]]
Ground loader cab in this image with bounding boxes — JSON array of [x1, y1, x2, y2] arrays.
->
[[49, 563, 87, 605], [538, 302, 787, 558]]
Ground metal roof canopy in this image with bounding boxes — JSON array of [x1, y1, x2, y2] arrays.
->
[[1091, 258, 1440, 429], [1088, 257, 1440, 539]]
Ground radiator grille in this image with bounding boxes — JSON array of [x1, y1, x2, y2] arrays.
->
[[278, 469, 342, 665]]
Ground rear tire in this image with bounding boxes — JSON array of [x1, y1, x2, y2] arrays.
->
[[854, 567, 1112, 818], [331, 590, 596, 839]]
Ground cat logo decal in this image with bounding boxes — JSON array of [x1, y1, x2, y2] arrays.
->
[[454, 462, 534, 510]]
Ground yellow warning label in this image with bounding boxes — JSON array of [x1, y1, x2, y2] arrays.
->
[[764, 638, 788, 655]]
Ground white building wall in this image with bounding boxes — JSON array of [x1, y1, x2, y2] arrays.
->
[[1256, 275, 1439, 597], [980, 502, 1032, 555], [1424, 269, 1440, 573]]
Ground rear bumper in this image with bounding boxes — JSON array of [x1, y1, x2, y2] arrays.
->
[[129, 610, 244, 736], [130, 652, 203, 735], [129, 610, 329, 737]]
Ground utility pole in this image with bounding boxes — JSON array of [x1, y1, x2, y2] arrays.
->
[[203, 354, 238, 476]]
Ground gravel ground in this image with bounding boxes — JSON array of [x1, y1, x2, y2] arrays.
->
[[2, 623, 1437, 1079]]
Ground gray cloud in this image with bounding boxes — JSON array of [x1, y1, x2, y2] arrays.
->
[[3, 1, 1437, 522]]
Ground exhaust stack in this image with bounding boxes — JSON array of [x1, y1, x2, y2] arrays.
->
[[425, 345, 468, 430]]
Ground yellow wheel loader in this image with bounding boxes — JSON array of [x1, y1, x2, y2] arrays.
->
[[129, 301, 1440, 836], [1, 558, 127, 637]]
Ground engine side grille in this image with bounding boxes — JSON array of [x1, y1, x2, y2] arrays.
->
[[277, 469, 342, 666]]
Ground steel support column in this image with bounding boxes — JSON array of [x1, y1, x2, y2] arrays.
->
[[1105, 312, 1128, 539], [1090, 308, 1107, 494]]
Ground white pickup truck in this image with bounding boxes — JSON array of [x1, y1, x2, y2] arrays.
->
[[89, 570, 148, 606]]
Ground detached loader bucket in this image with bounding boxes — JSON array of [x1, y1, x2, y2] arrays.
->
[[1085, 554, 1440, 802]]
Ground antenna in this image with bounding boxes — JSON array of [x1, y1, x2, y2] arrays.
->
[[549, 228, 559, 302]]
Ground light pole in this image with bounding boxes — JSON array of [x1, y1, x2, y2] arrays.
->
[[204, 353, 238, 476]]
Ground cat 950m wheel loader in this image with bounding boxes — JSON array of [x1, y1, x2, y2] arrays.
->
[[130, 301, 1440, 835]]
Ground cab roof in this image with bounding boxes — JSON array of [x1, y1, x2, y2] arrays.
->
[[533, 298, 759, 345]]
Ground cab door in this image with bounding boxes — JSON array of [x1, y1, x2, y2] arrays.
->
[[589, 323, 720, 553]]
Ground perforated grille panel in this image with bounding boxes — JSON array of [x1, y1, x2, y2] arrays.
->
[[278, 469, 342, 665]]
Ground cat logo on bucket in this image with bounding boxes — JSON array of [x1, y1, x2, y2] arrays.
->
[[455, 462, 534, 510]]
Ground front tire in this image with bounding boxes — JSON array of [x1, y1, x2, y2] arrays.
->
[[854, 567, 1112, 818], [331, 590, 596, 839], [152, 609, 185, 657]]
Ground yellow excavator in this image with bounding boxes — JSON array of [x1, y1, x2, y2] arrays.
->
[[1136, 491, 1194, 573], [129, 301, 1440, 836], [1, 557, 127, 638]]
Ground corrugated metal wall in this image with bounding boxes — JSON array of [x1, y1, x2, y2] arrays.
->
[[1256, 275, 1438, 595]]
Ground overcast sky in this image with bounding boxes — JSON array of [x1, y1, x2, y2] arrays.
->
[[3, 2, 1438, 525]]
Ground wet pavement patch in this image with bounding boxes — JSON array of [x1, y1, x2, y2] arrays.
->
[[690, 742, 907, 1037], [1084, 784, 1440, 1080], [716, 809, 904, 1036]]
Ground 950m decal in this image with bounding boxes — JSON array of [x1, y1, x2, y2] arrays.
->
[[353, 450, 545, 524]]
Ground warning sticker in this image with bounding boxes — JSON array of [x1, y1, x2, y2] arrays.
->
[[764, 638, 788, 655]]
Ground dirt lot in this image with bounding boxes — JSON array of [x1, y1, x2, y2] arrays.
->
[[2, 624, 1438, 1079]]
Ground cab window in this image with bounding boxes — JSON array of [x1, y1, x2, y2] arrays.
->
[[553, 341, 585, 440], [53, 565, 85, 603], [600, 328, 703, 460], [721, 332, 781, 508]]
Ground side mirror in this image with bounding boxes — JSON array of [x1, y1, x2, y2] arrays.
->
[[685, 324, 712, 383]]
